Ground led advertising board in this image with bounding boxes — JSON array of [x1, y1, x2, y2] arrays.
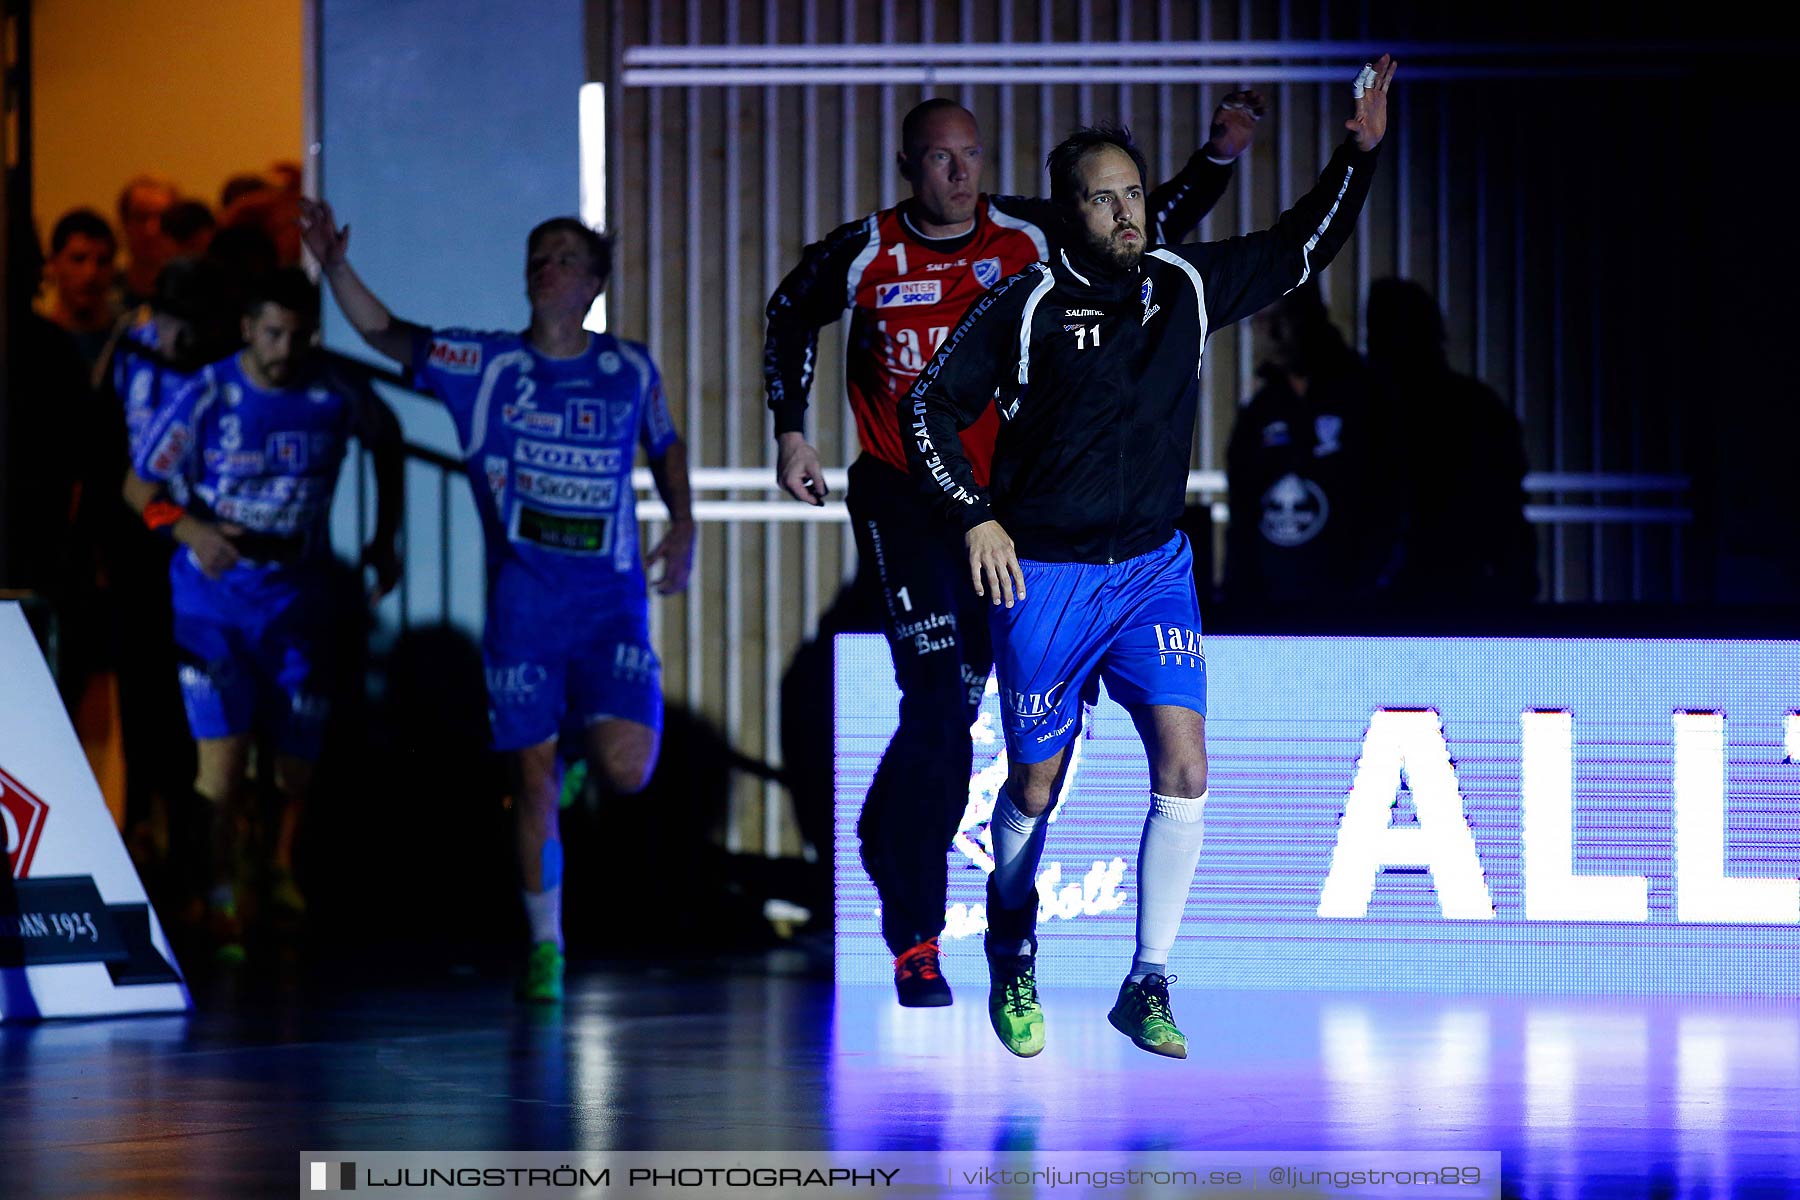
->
[[833, 634, 1800, 993]]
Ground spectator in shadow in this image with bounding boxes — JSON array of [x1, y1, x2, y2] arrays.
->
[[160, 200, 216, 260], [115, 174, 179, 308], [1366, 278, 1537, 607], [222, 187, 303, 268], [4, 200, 125, 815], [1224, 278, 1400, 612], [267, 160, 304, 197], [4, 206, 101, 606], [219, 173, 270, 211], [39, 208, 120, 369]]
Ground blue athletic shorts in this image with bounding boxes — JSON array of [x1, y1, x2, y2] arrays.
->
[[989, 533, 1207, 764], [482, 574, 662, 753], [169, 553, 332, 759]]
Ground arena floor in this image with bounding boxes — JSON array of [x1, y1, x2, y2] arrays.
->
[[4, 953, 1795, 1197]]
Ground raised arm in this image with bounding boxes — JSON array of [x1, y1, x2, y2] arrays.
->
[[989, 91, 1263, 252], [299, 198, 423, 367], [903, 265, 1041, 606], [1178, 57, 1395, 331], [764, 216, 875, 503], [1144, 89, 1266, 244]]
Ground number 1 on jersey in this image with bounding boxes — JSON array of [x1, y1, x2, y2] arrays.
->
[[887, 243, 908, 277]]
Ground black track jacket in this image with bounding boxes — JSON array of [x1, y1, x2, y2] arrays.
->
[[905, 138, 1380, 565]]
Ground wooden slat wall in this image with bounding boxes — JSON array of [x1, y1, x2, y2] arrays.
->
[[587, 0, 1687, 854]]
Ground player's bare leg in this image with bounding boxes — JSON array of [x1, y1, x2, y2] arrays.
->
[[513, 735, 565, 1002], [584, 717, 658, 797], [270, 754, 314, 917], [984, 745, 1074, 1055], [194, 733, 252, 960]]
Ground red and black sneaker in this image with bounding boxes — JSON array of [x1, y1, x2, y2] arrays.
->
[[893, 937, 953, 1007]]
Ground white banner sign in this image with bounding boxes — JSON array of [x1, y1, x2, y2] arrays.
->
[[0, 602, 189, 1019]]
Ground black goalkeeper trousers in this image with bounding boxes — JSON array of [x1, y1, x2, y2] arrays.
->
[[845, 454, 993, 957]]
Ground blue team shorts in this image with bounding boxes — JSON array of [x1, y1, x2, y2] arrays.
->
[[989, 533, 1208, 764], [482, 574, 663, 753], [169, 553, 332, 759]]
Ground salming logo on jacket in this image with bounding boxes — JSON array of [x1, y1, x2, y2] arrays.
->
[[905, 139, 1379, 565], [763, 152, 1233, 484]]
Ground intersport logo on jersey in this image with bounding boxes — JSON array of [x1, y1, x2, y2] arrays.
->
[[514, 439, 621, 476], [0, 765, 48, 879], [877, 280, 941, 307]]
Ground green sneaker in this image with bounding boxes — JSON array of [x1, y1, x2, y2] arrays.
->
[[269, 868, 307, 918], [987, 954, 1046, 1057], [209, 901, 246, 965], [559, 760, 588, 810], [1107, 974, 1188, 1058], [516, 941, 565, 1003]]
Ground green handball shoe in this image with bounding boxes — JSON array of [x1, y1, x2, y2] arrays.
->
[[987, 954, 1046, 1057], [516, 941, 565, 1003], [268, 868, 307, 918], [209, 900, 246, 965], [559, 760, 588, 810], [1107, 974, 1187, 1058]]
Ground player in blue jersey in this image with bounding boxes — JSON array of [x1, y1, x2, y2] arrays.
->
[[299, 200, 696, 1003], [99, 257, 237, 881], [105, 258, 239, 490], [125, 268, 404, 959]]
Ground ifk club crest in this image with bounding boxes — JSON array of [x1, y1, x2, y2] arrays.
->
[[0, 765, 48, 878]]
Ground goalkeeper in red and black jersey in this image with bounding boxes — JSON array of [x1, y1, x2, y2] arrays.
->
[[764, 92, 1264, 1008]]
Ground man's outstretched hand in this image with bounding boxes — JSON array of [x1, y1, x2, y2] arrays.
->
[[1207, 90, 1267, 162], [1346, 54, 1397, 153], [298, 198, 350, 269]]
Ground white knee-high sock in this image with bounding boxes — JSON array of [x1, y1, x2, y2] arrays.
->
[[522, 886, 564, 951], [1130, 791, 1207, 982], [990, 784, 1049, 912]]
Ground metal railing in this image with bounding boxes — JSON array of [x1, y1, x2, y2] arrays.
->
[[624, 466, 1694, 527], [330, 338, 1691, 858]]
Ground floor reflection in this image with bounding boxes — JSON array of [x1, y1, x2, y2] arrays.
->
[[831, 985, 1800, 1194], [3, 972, 1796, 1198]]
